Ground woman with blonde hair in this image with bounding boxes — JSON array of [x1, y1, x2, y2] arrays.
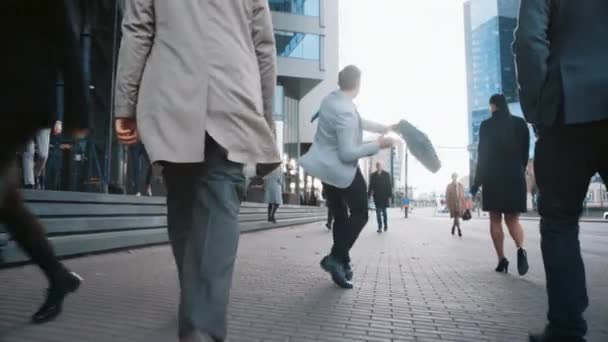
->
[[446, 173, 465, 237]]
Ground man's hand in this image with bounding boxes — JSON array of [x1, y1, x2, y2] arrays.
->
[[115, 118, 139, 145], [377, 136, 394, 149], [53, 121, 63, 136], [389, 122, 401, 132]]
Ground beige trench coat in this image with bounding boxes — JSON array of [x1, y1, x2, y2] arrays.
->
[[114, 0, 280, 167], [446, 182, 465, 218]]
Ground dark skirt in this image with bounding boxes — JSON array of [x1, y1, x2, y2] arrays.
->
[[482, 175, 527, 214]]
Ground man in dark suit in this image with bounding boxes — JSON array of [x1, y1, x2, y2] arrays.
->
[[513, 1, 608, 341], [369, 162, 393, 233], [1, 0, 85, 324]]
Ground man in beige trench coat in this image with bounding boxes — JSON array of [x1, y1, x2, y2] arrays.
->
[[113, 1, 280, 341]]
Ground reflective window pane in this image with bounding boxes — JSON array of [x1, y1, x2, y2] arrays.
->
[[269, 0, 320, 17], [274, 31, 320, 60]]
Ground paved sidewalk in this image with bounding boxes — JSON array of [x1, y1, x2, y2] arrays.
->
[[1, 209, 607, 342]]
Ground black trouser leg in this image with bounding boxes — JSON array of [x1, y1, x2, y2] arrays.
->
[[375, 207, 382, 229], [271, 204, 279, 221], [267, 204, 273, 222], [326, 169, 368, 264], [1, 163, 65, 284], [1, 125, 67, 285], [382, 207, 388, 229], [534, 122, 608, 338]]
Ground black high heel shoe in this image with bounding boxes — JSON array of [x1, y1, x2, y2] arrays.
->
[[495, 258, 509, 273]]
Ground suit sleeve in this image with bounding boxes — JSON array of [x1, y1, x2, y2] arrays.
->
[[361, 118, 389, 134], [335, 112, 381, 163], [114, 0, 155, 119], [512, 0, 551, 120], [368, 175, 374, 198], [252, 0, 278, 135], [474, 122, 488, 188]]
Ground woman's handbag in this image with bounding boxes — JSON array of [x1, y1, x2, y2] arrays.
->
[[462, 209, 472, 221]]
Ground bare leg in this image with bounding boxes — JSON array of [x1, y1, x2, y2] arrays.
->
[[505, 213, 524, 249], [489, 212, 505, 260]]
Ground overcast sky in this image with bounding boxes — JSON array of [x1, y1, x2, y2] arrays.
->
[[339, 0, 470, 195]]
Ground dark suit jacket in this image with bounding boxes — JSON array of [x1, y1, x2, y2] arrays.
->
[[3, 0, 88, 132], [513, 0, 608, 126], [369, 171, 392, 208]]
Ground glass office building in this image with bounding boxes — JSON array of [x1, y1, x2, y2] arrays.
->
[[464, 0, 528, 180]]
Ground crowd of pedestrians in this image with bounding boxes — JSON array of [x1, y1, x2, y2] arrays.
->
[[2, 1, 606, 342]]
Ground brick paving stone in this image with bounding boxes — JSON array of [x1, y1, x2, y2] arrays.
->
[[1, 209, 607, 341]]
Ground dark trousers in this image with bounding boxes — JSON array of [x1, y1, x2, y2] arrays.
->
[[326, 206, 334, 226], [375, 206, 388, 229], [267, 203, 279, 221], [535, 120, 608, 338], [162, 137, 245, 340], [323, 169, 368, 264], [0, 120, 65, 284]]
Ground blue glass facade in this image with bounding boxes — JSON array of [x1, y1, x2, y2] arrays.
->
[[465, 0, 522, 149], [269, 0, 320, 17], [274, 31, 320, 60]]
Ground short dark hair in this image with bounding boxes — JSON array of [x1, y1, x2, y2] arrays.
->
[[338, 65, 361, 91], [489, 94, 510, 113]]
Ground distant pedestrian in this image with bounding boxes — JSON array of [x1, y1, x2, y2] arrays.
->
[[22, 121, 62, 190], [402, 196, 410, 218], [471, 94, 530, 276], [264, 167, 282, 224], [369, 162, 393, 233], [445, 173, 465, 237], [322, 185, 333, 230], [114, 0, 280, 340], [301, 65, 399, 289], [514, 1, 608, 340]]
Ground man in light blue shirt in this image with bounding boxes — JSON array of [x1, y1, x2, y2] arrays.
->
[[301, 65, 397, 289]]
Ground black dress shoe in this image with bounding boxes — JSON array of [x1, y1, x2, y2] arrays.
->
[[32, 272, 83, 324], [518, 248, 529, 276], [320, 256, 353, 289], [344, 263, 353, 281], [529, 332, 586, 342]]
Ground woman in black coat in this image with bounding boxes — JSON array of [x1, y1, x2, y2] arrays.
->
[[472, 94, 530, 276]]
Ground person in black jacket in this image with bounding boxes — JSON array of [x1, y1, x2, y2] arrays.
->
[[514, 1, 608, 340], [1, 0, 86, 324], [471, 94, 530, 277], [369, 162, 393, 233]]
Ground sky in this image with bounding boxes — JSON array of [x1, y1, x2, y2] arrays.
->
[[339, 0, 470, 196]]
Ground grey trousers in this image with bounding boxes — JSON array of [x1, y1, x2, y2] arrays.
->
[[163, 138, 245, 341]]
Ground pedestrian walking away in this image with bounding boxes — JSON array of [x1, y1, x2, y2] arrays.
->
[[264, 167, 283, 224], [445, 172, 465, 237], [2, 1, 86, 325], [301, 65, 399, 289], [369, 162, 392, 232], [471, 94, 530, 277], [514, 1, 608, 340], [402, 196, 410, 218], [113, 0, 280, 341], [22, 121, 62, 190]]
